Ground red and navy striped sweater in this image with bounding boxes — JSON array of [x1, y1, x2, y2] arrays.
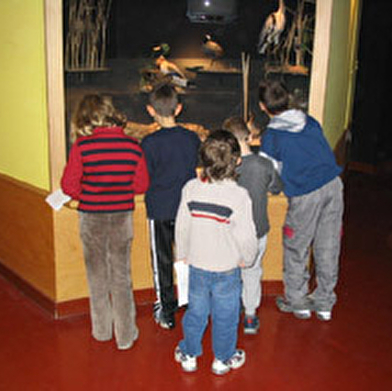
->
[[61, 127, 149, 213]]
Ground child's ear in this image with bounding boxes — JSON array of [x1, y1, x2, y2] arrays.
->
[[259, 102, 272, 117], [146, 105, 156, 118], [259, 102, 266, 113], [174, 103, 183, 117]]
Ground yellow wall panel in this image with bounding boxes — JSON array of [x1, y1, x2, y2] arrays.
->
[[0, 0, 50, 190], [324, 0, 361, 148]]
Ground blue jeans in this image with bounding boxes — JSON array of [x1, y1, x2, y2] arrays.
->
[[179, 266, 241, 362]]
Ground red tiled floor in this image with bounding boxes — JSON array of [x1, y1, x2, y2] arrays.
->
[[1, 171, 392, 391]]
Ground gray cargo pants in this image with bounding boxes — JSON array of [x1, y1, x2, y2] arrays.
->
[[283, 176, 344, 311], [79, 211, 138, 349]]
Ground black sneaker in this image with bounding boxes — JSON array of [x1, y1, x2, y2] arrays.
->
[[158, 314, 176, 329]]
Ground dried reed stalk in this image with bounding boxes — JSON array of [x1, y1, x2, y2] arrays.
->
[[65, 0, 112, 71], [241, 52, 250, 123]]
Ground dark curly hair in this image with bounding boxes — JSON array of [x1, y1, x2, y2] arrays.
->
[[199, 130, 241, 182]]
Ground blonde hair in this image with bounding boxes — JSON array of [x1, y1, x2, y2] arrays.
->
[[70, 94, 127, 142]]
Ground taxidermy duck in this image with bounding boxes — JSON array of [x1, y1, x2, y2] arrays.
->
[[202, 34, 224, 67], [257, 0, 286, 55]]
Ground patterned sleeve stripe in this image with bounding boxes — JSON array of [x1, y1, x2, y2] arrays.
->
[[81, 149, 142, 157], [82, 181, 134, 187], [84, 160, 138, 166], [79, 199, 134, 206], [84, 171, 135, 176], [82, 190, 134, 195], [78, 207, 134, 213], [187, 201, 233, 217], [79, 138, 139, 146], [187, 201, 233, 223], [189, 212, 231, 224]]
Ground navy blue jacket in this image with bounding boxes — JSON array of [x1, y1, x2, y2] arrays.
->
[[260, 110, 341, 197], [141, 126, 201, 220]]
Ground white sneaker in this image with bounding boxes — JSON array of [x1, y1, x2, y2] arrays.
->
[[211, 349, 246, 375], [294, 309, 312, 319], [316, 310, 332, 321], [276, 296, 311, 319], [174, 346, 197, 372]]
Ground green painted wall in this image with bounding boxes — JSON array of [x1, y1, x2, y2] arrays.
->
[[323, 0, 360, 148], [0, 0, 50, 190]]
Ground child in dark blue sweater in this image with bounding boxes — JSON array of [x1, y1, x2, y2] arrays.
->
[[141, 85, 201, 329], [259, 80, 344, 322]]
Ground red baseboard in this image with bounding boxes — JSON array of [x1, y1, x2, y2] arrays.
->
[[0, 262, 55, 315], [55, 289, 156, 319], [0, 261, 283, 319]]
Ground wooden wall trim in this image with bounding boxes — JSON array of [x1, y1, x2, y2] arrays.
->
[[0, 172, 55, 299], [309, 0, 334, 123], [44, 0, 66, 191]]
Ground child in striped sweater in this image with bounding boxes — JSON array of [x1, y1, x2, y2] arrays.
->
[[61, 94, 149, 350]]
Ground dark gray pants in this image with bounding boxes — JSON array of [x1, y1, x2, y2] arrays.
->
[[79, 211, 137, 349], [283, 177, 344, 311]]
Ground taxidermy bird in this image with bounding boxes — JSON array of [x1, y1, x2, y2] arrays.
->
[[257, 0, 286, 55], [152, 42, 171, 58], [202, 34, 224, 67]]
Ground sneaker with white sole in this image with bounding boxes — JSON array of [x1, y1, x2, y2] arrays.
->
[[174, 346, 197, 372], [316, 310, 332, 321], [211, 349, 246, 375], [276, 295, 311, 319], [154, 303, 176, 329], [243, 315, 260, 335]]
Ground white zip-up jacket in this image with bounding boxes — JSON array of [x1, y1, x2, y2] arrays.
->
[[175, 178, 258, 272]]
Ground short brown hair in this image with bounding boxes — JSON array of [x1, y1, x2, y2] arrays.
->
[[222, 116, 250, 142], [149, 84, 179, 117], [259, 80, 289, 115], [199, 130, 241, 182], [71, 94, 126, 142]]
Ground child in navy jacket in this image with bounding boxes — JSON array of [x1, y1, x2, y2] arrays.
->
[[259, 80, 344, 321], [141, 84, 201, 329]]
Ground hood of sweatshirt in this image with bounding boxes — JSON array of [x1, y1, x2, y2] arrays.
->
[[268, 109, 307, 133]]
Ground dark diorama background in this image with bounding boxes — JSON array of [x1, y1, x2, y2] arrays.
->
[[64, 0, 311, 144], [64, 0, 392, 167], [350, 0, 392, 166]]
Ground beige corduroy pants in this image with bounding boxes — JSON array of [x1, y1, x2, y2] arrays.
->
[[79, 211, 138, 350]]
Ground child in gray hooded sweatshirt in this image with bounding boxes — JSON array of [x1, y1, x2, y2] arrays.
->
[[259, 80, 344, 322]]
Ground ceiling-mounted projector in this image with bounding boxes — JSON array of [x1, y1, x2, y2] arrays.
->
[[187, 0, 238, 24]]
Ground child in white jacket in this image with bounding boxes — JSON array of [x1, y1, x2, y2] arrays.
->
[[174, 130, 258, 375]]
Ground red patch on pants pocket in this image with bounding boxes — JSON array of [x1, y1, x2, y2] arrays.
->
[[283, 225, 295, 239]]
